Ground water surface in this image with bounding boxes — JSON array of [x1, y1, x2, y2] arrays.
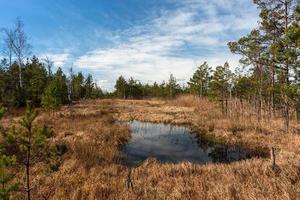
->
[[122, 120, 261, 166]]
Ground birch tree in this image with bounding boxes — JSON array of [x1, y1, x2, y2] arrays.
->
[[11, 18, 31, 90]]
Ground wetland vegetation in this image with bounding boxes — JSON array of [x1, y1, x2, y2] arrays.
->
[[0, 0, 299, 199]]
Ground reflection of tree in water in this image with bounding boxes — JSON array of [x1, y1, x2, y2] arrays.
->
[[195, 133, 217, 152], [194, 134, 232, 162], [208, 146, 251, 163], [122, 121, 262, 166], [196, 134, 249, 163], [208, 146, 229, 163]]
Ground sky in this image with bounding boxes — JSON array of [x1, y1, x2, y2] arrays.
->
[[0, 0, 259, 91]]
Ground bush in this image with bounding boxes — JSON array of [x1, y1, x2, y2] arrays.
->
[[49, 143, 68, 157]]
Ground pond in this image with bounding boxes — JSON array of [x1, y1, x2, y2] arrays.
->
[[122, 120, 265, 166]]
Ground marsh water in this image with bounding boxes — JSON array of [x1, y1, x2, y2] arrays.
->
[[122, 120, 260, 166]]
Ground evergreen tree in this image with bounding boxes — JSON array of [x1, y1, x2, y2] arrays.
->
[[13, 102, 48, 200], [41, 79, 62, 112], [152, 82, 160, 97], [210, 62, 233, 115], [84, 74, 94, 99], [127, 77, 143, 99], [167, 74, 180, 99], [23, 56, 48, 105], [188, 62, 211, 97], [228, 29, 268, 121], [0, 61, 20, 106], [0, 107, 18, 200], [53, 68, 69, 104], [232, 75, 256, 101], [114, 76, 127, 99], [41, 67, 71, 112], [91, 83, 103, 99], [72, 72, 84, 100], [0, 155, 18, 200], [229, 0, 298, 131]]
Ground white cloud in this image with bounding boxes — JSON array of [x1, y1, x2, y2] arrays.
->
[[39, 52, 70, 67], [74, 0, 258, 91], [95, 80, 111, 91]]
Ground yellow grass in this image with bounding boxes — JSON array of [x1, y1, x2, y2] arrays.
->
[[2, 96, 299, 199]]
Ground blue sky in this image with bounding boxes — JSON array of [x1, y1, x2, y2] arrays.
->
[[0, 0, 259, 91]]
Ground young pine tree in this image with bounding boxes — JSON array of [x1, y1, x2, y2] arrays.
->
[[0, 155, 18, 200], [14, 102, 47, 200], [0, 107, 18, 200]]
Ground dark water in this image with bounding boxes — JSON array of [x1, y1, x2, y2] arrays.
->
[[122, 120, 263, 166]]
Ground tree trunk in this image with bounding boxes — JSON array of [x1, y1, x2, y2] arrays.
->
[[9, 50, 12, 68], [17, 58, 25, 106], [225, 97, 228, 117], [283, 0, 290, 132], [18, 58, 23, 89], [257, 63, 263, 122], [200, 81, 203, 98], [229, 87, 232, 118], [283, 95, 289, 132], [221, 90, 225, 115], [269, 64, 275, 118], [25, 125, 32, 200], [26, 146, 31, 200]]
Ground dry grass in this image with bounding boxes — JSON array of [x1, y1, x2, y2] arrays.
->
[[2, 96, 299, 199]]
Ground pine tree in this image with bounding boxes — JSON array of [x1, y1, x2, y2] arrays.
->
[[228, 29, 268, 121], [114, 76, 127, 99], [41, 79, 62, 112], [0, 107, 18, 200], [0, 61, 20, 106], [229, 0, 298, 131], [14, 102, 47, 200], [91, 83, 103, 99], [23, 56, 48, 105], [84, 74, 94, 99], [188, 62, 211, 98], [53, 68, 69, 104], [0, 155, 18, 200], [210, 62, 233, 115], [72, 72, 84, 100], [167, 74, 179, 99]]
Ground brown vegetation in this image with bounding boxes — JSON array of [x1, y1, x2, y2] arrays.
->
[[2, 96, 299, 199]]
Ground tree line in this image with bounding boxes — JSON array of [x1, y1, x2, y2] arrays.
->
[[0, 18, 103, 110], [1, 0, 299, 128], [0, 18, 99, 200], [114, 74, 183, 99], [113, 0, 299, 132], [0, 1, 298, 199], [228, 0, 299, 132]]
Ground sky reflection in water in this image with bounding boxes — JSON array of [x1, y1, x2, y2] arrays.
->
[[123, 121, 252, 166]]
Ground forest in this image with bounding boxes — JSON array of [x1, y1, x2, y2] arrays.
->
[[0, 0, 299, 199]]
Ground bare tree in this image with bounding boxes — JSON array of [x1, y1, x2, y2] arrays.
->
[[67, 65, 74, 103], [43, 56, 54, 77], [10, 17, 31, 89], [1, 28, 14, 67]]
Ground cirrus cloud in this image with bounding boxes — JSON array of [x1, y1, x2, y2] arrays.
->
[[73, 0, 258, 91]]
